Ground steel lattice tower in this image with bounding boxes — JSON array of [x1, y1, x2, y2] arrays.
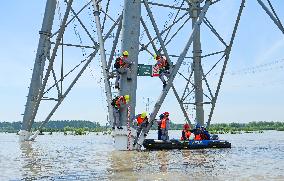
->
[[19, 0, 284, 150]]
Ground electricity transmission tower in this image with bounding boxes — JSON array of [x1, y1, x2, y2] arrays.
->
[[19, 0, 283, 150]]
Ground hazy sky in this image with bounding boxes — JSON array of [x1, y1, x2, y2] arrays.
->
[[0, 0, 283, 125]]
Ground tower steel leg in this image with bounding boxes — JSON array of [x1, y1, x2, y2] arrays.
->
[[109, 0, 141, 150], [120, 0, 141, 121], [92, 0, 114, 137], [19, 0, 57, 141], [192, 0, 204, 126]]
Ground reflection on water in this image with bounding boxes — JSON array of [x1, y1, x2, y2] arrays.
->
[[0, 131, 284, 180], [20, 141, 43, 180]]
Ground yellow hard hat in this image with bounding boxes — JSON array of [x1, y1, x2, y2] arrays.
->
[[154, 54, 157, 59], [124, 95, 130, 102], [123, 51, 129, 56], [141, 112, 147, 118], [154, 54, 160, 60]]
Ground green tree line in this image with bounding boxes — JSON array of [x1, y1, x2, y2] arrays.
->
[[0, 120, 105, 133], [0, 120, 283, 133], [208, 121, 284, 132]]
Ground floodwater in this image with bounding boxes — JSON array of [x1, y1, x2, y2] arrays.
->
[[0, 131, 284, 181]]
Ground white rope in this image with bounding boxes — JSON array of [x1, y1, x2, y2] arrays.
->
[[127, 105, 132, 150]]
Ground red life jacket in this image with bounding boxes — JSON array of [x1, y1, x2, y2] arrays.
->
[[181, 130, 191, 140], [157, 58, 167, 69], [119, 56, 129, 67], [114, 56, 129, 69], [185, 130, 191, 138], [115, 96, 126, 109]]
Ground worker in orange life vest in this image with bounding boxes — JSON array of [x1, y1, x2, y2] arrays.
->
[[160, 112, 170, 141], [181, 123, 192, 141], [111, 94, 130, 130], [114, 51, 133, 89], [154, 54, 171, 88], [193, 124, 203, 141], [133, 112, 149, 144]]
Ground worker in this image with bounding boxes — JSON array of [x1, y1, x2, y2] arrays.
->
[[201, 126, 211, 140], [160, 112, 170, 141], [114, 51, 133, 89], [154, 54, 171, 88], [133, 112, 149, 145], [181, 123, 191, 141], [111, 94, 130, 130], [193, 124, 202, 141]]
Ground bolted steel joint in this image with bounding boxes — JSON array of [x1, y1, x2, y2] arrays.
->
[[39, 31, 52, 37], [93, 10, 100, 16]]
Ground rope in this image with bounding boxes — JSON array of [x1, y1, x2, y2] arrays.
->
[[127, 105, 132, 150]]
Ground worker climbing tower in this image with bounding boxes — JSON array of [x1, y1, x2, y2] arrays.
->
[[19, 0, 283, 150]]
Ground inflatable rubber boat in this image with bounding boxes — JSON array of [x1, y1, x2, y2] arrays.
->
[[143, 139, 231, 150]]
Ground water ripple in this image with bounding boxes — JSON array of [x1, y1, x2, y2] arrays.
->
[[0, 131, 284, 180]]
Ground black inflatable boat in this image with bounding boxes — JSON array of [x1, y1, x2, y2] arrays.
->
[[143, 139, 231, 150]]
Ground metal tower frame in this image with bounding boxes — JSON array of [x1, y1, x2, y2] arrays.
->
[[20, 0, 122, 141], [137, 0, 284, 148], [20, 0, 284, 150]]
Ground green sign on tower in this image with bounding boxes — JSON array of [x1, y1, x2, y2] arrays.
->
[[137, 64, 153, 76]]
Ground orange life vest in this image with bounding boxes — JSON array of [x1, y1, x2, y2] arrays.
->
[[160, 118, 168, 129], [137, 115, 145, 125], [185, 130, 191, 138], [195, 134, 202, 141]]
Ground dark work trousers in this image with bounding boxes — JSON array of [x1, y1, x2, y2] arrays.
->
[[158, 125, 162, 140]]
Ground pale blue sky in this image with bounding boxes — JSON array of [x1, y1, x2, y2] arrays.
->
[[0, 0, 283, 124]]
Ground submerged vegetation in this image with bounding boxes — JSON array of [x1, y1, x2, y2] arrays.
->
[[0, 120, 284, 134], [0, 120, 107, 134], [207, 121, 284, 134]]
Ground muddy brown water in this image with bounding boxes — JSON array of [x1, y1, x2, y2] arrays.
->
[[0, 130, 283, 180]]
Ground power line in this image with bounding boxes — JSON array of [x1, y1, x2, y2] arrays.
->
[[226, 59, 284, 76]]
